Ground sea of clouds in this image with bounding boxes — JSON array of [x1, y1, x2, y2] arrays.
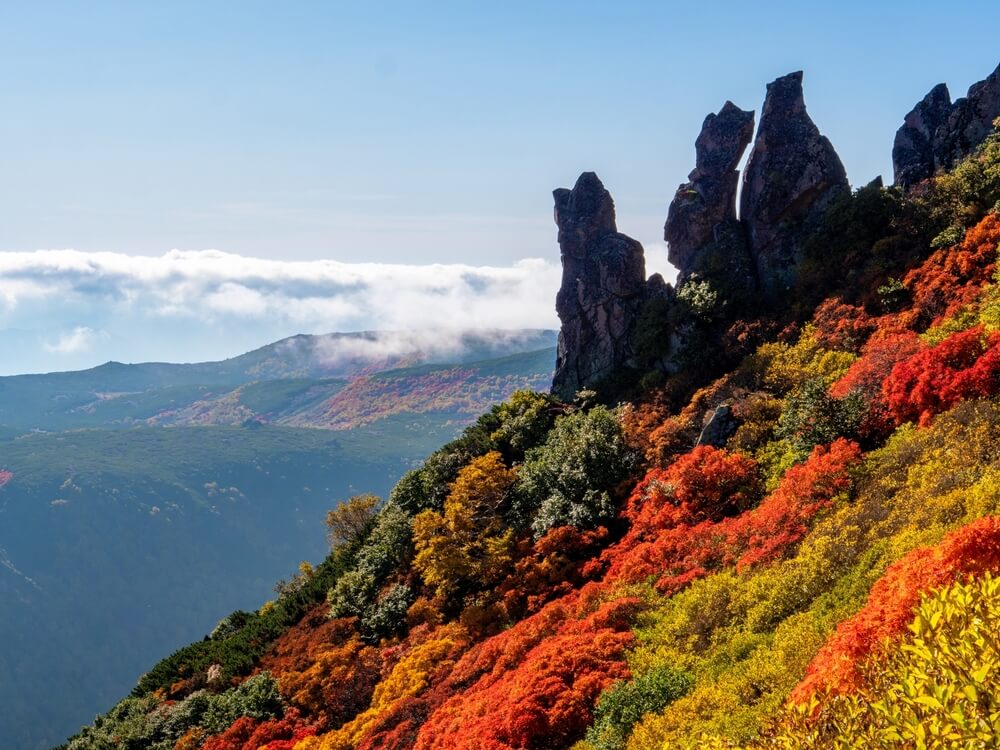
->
[[0, 249, 562, 374]]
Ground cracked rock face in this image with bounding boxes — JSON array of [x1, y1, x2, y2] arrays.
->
[[740, 71, 848, 299], [893, 62, 1000, 188], [552, 172, 649, 400], [665, 101, 755, 280]]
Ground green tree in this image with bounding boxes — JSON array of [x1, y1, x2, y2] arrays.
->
[[513, 405, 636, 537]]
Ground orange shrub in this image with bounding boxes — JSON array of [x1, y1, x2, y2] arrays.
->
[[904, 212, 1000, 325], [792, 515, 1000, 701]]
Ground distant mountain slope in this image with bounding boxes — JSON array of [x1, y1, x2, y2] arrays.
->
[[0, 329, 556, 431], [0, 420, 453, 750], [147, 348, 554, 430]]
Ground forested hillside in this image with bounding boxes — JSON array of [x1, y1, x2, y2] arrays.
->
[[58, 63, 1000, 750]]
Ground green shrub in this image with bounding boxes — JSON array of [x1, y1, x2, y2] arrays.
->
[[362, 583, 413, 638], [209, 610, 254, 641], [356, 502, 413, 581], [776, 379, 864, 455], [513, 405, 637, 536], [327, 570, 377, 620], [586, 665, 693, 750], [200, 672, 282, 733]]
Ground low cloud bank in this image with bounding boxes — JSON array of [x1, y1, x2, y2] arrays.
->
[[0, 249, 561, 329], [0, 249, 563, 373]]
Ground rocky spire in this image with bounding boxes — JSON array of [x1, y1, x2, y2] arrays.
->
[[551, 172, 650, 400], [892, 83, 953, 188], [664, 101, 755, 280], [893, 62, 1000, 188], [739, 71, 848, 299]]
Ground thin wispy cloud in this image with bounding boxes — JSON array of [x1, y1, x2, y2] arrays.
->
[[43, 326, 105, 354]]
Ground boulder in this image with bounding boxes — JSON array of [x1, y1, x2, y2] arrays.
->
[[696, 404, 739, 448]]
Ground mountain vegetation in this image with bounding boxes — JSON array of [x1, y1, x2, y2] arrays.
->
[[51, 62, 1000, 749], [0, 339, 554, 750]]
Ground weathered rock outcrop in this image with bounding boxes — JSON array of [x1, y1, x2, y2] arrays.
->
[[937, 61, 1000, 171], [696, 404, 739, 448], [892, 83, 953, 188], [740, 71, 848, 299], [665, 102, 755, 281], [893, 62, 1000, 188], [552, 172, 658, 400]]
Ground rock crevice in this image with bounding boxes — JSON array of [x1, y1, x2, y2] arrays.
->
[[665, 101, 755, 283]]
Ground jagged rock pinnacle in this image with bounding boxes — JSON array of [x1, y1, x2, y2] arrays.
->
[[893, 83, 953, 188], [665, 101, 755, 279], [936, 61, 1000, 171], [893, 61, 1000, 188], [551, 173, 650, 400], [740, 71, 848, 299]]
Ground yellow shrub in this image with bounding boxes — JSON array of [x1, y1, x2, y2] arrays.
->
[[745, 326, 855, 394], [743, 573, 1000, 749]]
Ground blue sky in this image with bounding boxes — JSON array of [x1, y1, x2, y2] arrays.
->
[[0, 1, 998, 372]]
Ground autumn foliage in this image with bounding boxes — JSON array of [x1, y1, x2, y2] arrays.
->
[[68, 133, 1000, 750], [602, 440, 860, 594], [903, 212, 1000, 325], [792, 515, 1000, 701], [199, 710, 316, 750], [411, 585, 639, 750], [883, 326, 1000, 426]]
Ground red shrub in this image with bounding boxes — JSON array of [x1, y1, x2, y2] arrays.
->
[[904, 213, 1000, 325], [831, 331, 925, 440], [603, 440, 861, 594], [410, 584, 639, 750], [259, 609, 358, 677], [200, 718, 257, 750], [355, 697, 429, 750], [274, 632, 382, 730], [792, 515, 1000, 701], [198, 710, 316, 750], [883, 326, 1000, 426], [830, 331, 924, 401], [625, 445, 761, 529], [496, 525, 608, 621], [811, 298, 877, 352]]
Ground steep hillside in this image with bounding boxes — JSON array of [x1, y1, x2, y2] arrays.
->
[[0, 339, 554, 750], [58, 62, 1000, 750]]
